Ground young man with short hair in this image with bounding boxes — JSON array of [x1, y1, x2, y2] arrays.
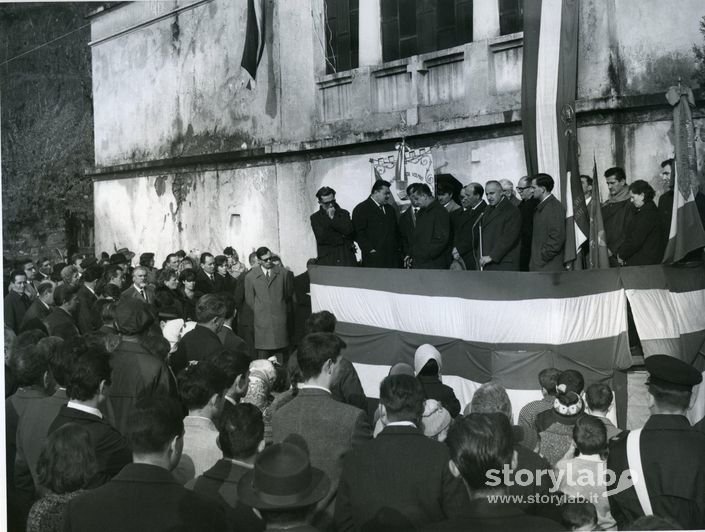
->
[[272, 332, 371, 527], [336, 374, 467, 531], [63, 395, 227, 532]]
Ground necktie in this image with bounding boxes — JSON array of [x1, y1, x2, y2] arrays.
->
[[380, 204, 386, 215], [412, 207, 419, 227], [139, 289, 146, 300]]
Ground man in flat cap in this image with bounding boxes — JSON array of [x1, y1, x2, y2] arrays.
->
[[607, 355, 705, 530]]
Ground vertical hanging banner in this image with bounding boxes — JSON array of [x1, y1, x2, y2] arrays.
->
[[662, 85, 705, 262], [241, 0, 266, 88], [370, 144, 435, 209], [588, 157, 611, 269], [522, 0, 581, 248], [564, 124, 588, 266]]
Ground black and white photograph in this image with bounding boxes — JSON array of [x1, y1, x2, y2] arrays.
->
[[2, 0, 705, 530]]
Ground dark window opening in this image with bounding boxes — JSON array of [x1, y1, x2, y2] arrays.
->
[[499, 0, 523, 35], [382, 0, 473, 62], [324, 0, 359, 74]]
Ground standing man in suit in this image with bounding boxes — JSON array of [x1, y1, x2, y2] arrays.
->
[[336, 374, 467, 531], [530, 173, 566, 272], [106, 298, 171, 436], [19, 281, 54, 333], [20, 259, 39, 301], [189, 403, 265, 531], [436, 181, 461, 213], [478, 181, 522, 271], [425, 414, 562, 531], [196, 252, 217, 294], [272, 332, 372, 528], [63, 395, 227, 532], [43, 284, 80, 340], [518, 175, 540, 271], [244, 247, 293, 361], [48, 348, 132, 486], [77, 266, 100, 334], [500, 178, 522, 207], [37, 258, 52, 282], [451, 183, 486, 270], [4, 270, 31, 334], [399, 182, 452, 269], [310, 186, 357, 267], [352, 179, 401, 268], [121, 266, 155, 304], [170, 294, 228, 376], [607, 355, 705, 530]]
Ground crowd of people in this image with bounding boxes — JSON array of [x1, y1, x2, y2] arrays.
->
[[2, 159, 705, 531], [4, 292, 705, 531], [312, 160, 705, 270]]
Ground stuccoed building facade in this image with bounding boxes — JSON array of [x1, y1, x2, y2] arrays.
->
[[90, 0, 705, 273]]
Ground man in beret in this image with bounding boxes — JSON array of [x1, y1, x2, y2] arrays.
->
[[607, 355, 705, 529]]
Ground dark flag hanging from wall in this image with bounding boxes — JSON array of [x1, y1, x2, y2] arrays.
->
[[588, 156, 610, 269], [662, 85, 705, 263], [521, 0, 582, 266], [241, 0, 266, 88]]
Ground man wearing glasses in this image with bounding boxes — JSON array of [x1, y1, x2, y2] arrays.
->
[[310, 186, 357, 267], [245, 246, 293, 361]]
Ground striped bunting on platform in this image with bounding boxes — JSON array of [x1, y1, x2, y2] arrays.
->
[[310, 266, 632, 426], [621, 265, 705, 424]]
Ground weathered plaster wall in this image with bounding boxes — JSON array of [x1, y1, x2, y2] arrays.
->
[[579, 0, 704, 100], [95, 115, 705, 274], [94, 165, 280, 264], [91, 0, 287, 167], [91, 1, 705, 273]]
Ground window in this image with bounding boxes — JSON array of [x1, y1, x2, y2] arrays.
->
[[324, 0, 359, 74], [381, 0, 472, 62], [499, 0, 523, 35]]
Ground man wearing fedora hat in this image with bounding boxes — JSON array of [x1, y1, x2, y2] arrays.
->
[[607, 355, 705, 530], [238, 434, 330, 531]]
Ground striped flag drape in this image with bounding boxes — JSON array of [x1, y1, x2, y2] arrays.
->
[[564, 129, 588, 265], [240, 0, 266, 85], [621, 264, 705, 424], [588, 157, 610, 268], [521, 0, 579, 202], [662, 85, 705, 262], [310, 265, 632, 427], [310, 265, 705, 428]]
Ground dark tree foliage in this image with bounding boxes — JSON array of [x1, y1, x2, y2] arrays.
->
[[694, 15, 705, 88], [0, 3, 95, 253]]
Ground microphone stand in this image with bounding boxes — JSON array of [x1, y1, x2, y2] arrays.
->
[[472, 210, 485, 271]]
